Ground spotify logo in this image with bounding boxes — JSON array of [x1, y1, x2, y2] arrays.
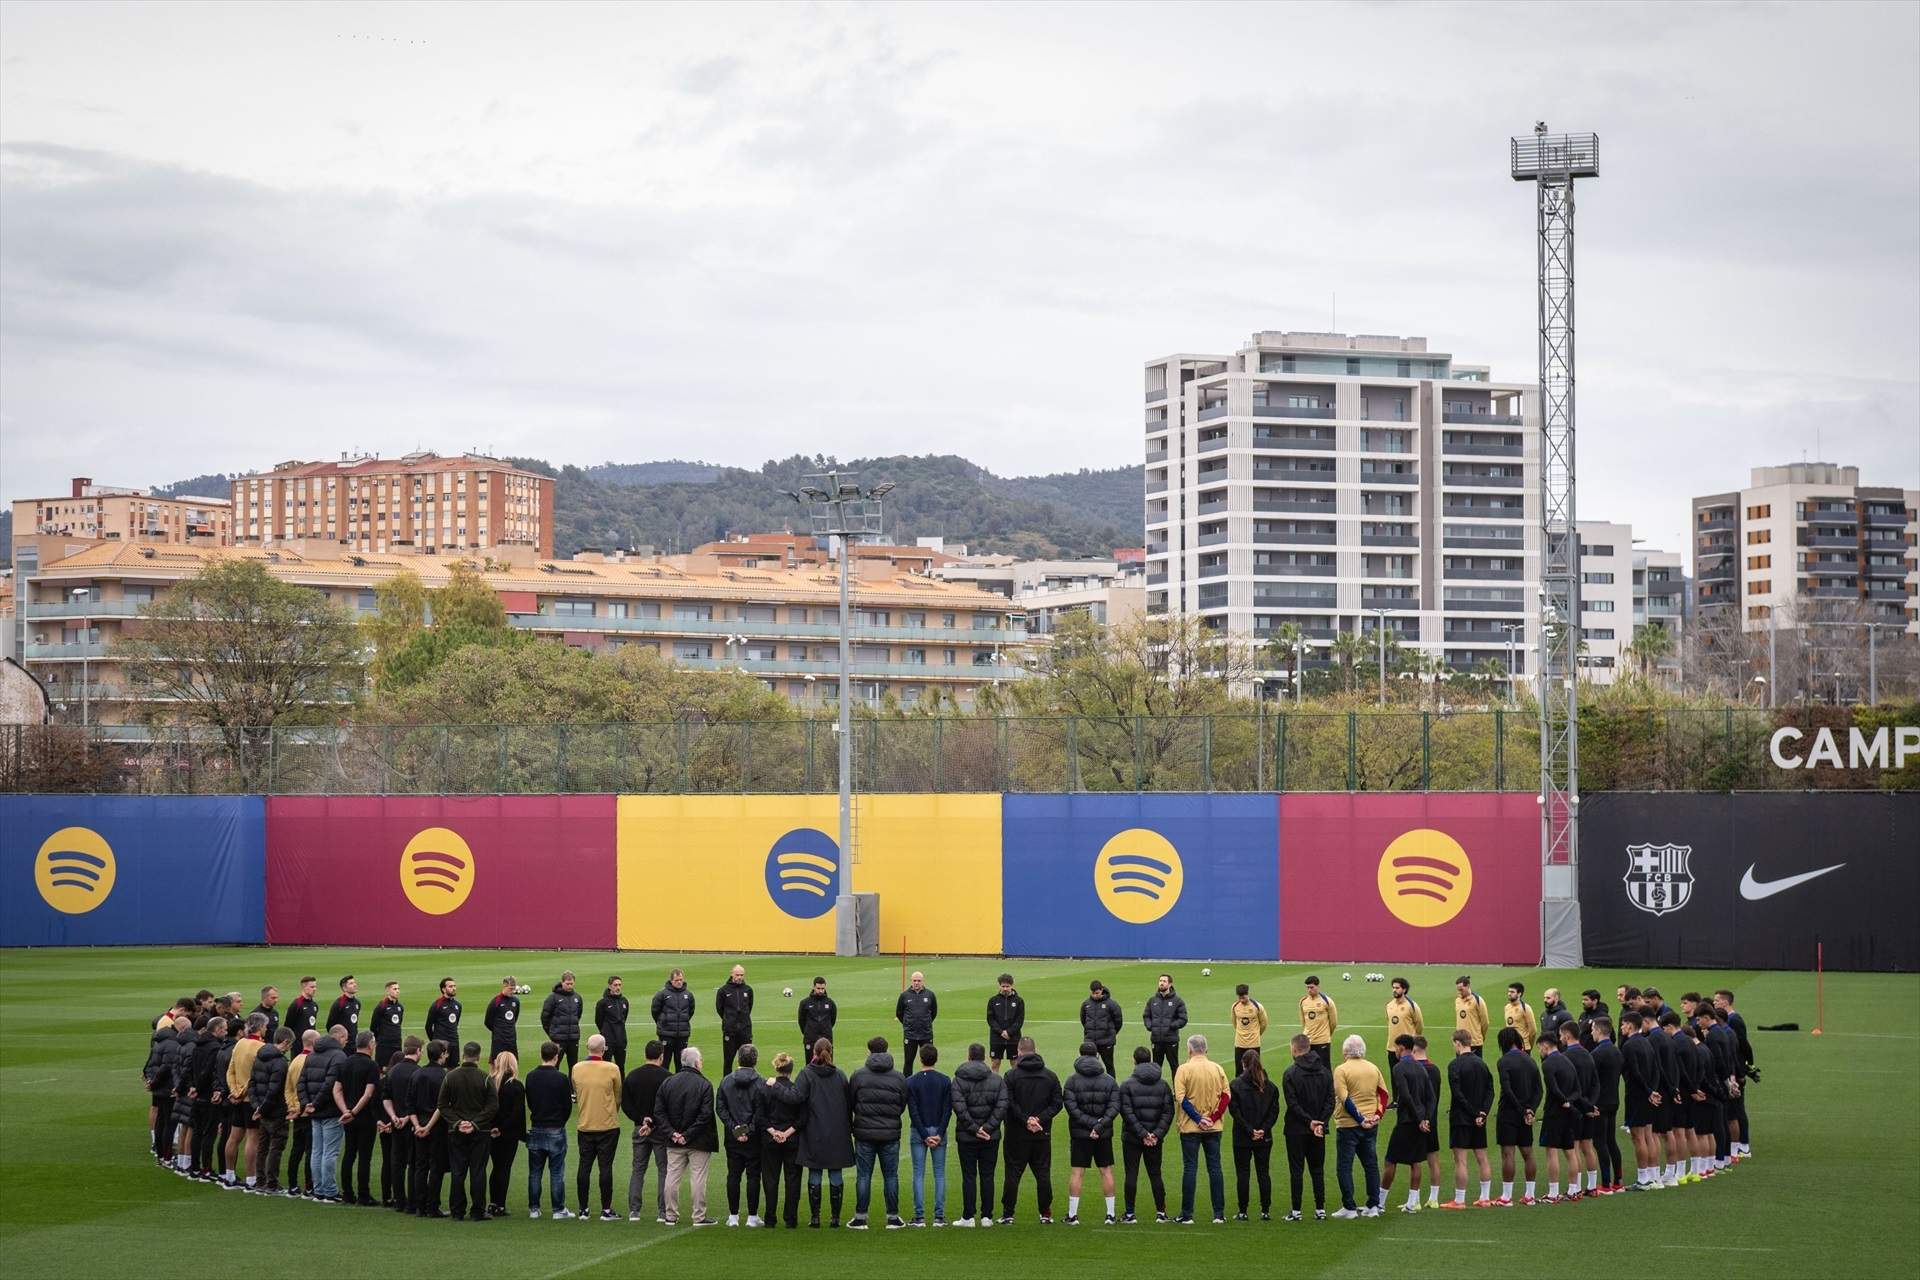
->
[[1376, 828, 1474, 928], [400, 827, 476, 915], [34, 826, 117, 914], [764, 828, 840, 920], [1094, 828, 1184, 925]]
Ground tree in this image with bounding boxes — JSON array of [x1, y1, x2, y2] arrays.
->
[[1625, 622, 1674, 679], [376, 561, 524, 691], [362, 569, 428, 685], [1264, 622, 1308, 704], [114, 558, 364, 783], [1329, 631, 1368, 694]]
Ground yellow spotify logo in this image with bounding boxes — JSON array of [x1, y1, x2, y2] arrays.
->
[[1094, 828, 1184, 925], [34, 826, 117, 914], [1377, 828, 1473, 927], [399, 827, 476, 915]]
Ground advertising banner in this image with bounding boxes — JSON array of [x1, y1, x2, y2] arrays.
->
[[1579, 792, 1919, 972], [0, 795, 264, 947], [1001, 794, 1280, 960], [1278, 793, 1540, 964], [617, 794, 1002, 955], [266, 795, 617, 949]]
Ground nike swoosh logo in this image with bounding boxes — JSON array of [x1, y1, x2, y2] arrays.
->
[[1739, 863, 1845, 901]]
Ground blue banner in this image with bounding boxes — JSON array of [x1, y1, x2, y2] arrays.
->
[[1, 796, 265, 946], [1002, 794, 1279, 960]]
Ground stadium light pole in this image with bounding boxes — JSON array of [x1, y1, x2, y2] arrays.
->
[[788, 470, 890, 957]]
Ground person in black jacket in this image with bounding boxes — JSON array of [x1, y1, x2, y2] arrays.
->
[[717, 1044, 764, 1226], [382, 1037, 421, 1211], [951, 1042, 1008, 1226], [1143, 975, 1189, 1075], [621, 1041, 668, 1220], [1078, 982, 1124, 1079], [755, 1052, 806, 1228], [439, 1041, 500, 1223], [1117, 1045, 1173, 1223], [655, 1047, 719, 1226], [895, 973, 938, 1081], [847, 1037, 909, 1229], [409, 1040, 451, 1217], [249, 1028, 294, 1193], [484, 978, 520, 1065], [298, 1027, 349, 1202], [1381, 1037, 1434, 1213], [285, 977, 320, 1044], [525, 1041, 574, 1218], [1585, 1017, 1624, 1192], [716, 965, 755, 1075], [425, 979, 463, 1058], [145, 1017, 179, 1165], [651, 969, 695, 1074], [541, 972, 585, 1072], [1445, 1029, 1495, 1207], [1062, 1042, 1120, 1225], [188, 1017, 227, 1179], [1713, 989, 1754, 1159], [796, 1040, 855, 1228], [999, 1038, 1062, 1224], [487, 1051, 526, 1218], [1229, 1049, 1280, 1221], [1281, 1034, 1333, 1221], [1538, 1031, 1586, 1202], [251, 986, 281, 1043], [595, 977, 630, 1074], [797, 978, 838, 1059], [371, 982, 405, 1075], [1539, 988, 1574, 1047], [335, 1031, 383, 1206], [1557, 1023, 1601, 1197], [326, 975, 362, 1044], [986, 975, 1024, 1072], [1495, 1026, 1540, 1204]]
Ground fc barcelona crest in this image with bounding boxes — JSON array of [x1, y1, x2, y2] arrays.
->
[[1624, 843, 1694, 917]]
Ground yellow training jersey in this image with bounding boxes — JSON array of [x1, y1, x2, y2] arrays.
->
[[1385, 996, 1423, 1040], [1298, 994, 1336, 1045], [1233, 998, 1270, 1049], [1505, 999, 1538, 1049], [1454, 992, 1490, 1046]]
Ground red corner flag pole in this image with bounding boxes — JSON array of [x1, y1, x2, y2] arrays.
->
[[1812, 941, 1824, 1037], [901, 936, 908, 992]]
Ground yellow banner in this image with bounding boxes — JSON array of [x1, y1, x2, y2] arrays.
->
[[616, 794, 1001, 955]]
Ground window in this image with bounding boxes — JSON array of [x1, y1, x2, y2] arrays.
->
[[553, 599, 594, 617], [902, 611, 926, 628], [673, 641, 712, 660], [606, 601, 630, 618], [1751, 579, 1771, 595], [1588, 628, 1616, 640], [1587, 599, 1615, 613], [1745, 530, 1772, 545], [1747, 555, 1771, 570], [944, 648, 958, 666], [1746, 504, 1771, 519], [852, 645, 888, 662], [1582, 572, 1614, 584], [972, 651, 997, 667], [743, 643, 777, 661], [941, 613, 956, 628], [673, 603, 713, 621], [857, 609, 890, 627], [1578, 544, 1614, 558], [903, 648, 927, 665], [740, 605, 776, 623]]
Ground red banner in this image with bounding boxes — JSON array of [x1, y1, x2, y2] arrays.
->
[[1279, 793, 1540, 964], [266, 795, 616, 949]]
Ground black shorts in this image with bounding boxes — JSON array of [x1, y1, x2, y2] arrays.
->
[[229, 1102, 256, 1130], [1624, 1094, 1656, 1129], [1449, 1123, 1487, 1151], [1651, 1101, 1673, 1134], [991, 1041, 1019, 1063], [1070, 1133, 1114, 1168], [1539, 1109, 1578, 1151], [1690, 1098, 1722, 1133], [1384, 1123, 1426, 1165], [1495, 1115, 1533, 1148], [1666, 1097, 1691, 1131], [1581, 1111, 1608, 1142]]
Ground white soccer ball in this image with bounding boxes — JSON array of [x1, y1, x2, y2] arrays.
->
[[516, 985, 531, 995], [1342, 972, 1352, 982], [1200, 967, 1212, 978], [782, 986, 794, 998]]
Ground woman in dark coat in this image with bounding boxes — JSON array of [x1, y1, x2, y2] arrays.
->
[[487, 1052, 527, 1217], [754, 1052, 807, 1229], [793, 1038, 854, 1228], [1229, 1049, 1282, 1220]]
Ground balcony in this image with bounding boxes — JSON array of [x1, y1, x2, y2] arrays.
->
[[674, 656, 1024, 682], [1145, 571, 1168, 586], [1442, 411, 1525, 426], [1146, 389, 1166, 403], [1254, 530, 1336, 546], [1444, 503, 1523, 519], [1805, 561, 1857, 577], [1444, 536, 1524, 551], [1197, 530, 1229, 547], [1254, 499, 1335, 514], [1253, 430, 1335, 451], [1696, 516, 1735, 532], [1253, 626, 1337, 642], [1254, 468, 1338, 485], [1697, 565, 1735, 583], [1804, 508, 1857, 524], [1445, 567, 1524, 581], [1253, 562, 1337, 577], [1146, 480, 1167, 496], [505, 614, 1022, 646], [1197, 588, 1229, 610], [1197, 563, 1230, 580], [1251, 404, 1335, 419], [1361, 532, 1420, 548], [1146, 417, 1167, 434], [1197, 435, 1229, 455], [1442, 440, 1524, 458], [1443, 629, 1510, 644], [1444, 471, 1522, 488], [25, 599, 150, 619], [1359, 593, 1419, 608], [1798, 533, 1857, 549], [23, 641, 112, 660], [1253, 591, 1337, 608], [1359, 470, 1419, 486], [1868, 586, 1910, 600], [1145, 448, 1167, 464], [1197, 404, 1229, 422], [1804, 586, 1858, 600], [1442, 598, 1524, 613], [1864, 509, 1908, 527]]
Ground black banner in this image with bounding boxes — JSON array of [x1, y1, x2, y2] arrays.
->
[[1579, 792, 1919, 972]]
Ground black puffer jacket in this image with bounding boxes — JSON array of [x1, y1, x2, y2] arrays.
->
[[1062, 1054, 1120, 1139], [541, 985, 585, 1044], [847, 1052, 909, 1144], [1004, 1054, 1063, 1135], [717, 1066, 762, 1150], [1282, 1053, 1335, 1138], [297, 1038, 347, 1118], [250, 1044, 289, 1118], [145, 1027, 178, 1091], [1229, 1074, 1281, 1146], [212, 1038, 238, 1103], [652, 985, 695, 1040], [794, 1062, 853, 1169], [157, 1030, 189, 1099], [1143, 991, 1189, 1045], [715, 981, 755, 1038], [1079, 996, 1124, 1049], [188, 1030, 220, 1100], [653, 1068, 718, 1152], [1118, 1061, 1174, 1143], [595, 991, 630, 1049], [950, 1059, 1008, 1144]]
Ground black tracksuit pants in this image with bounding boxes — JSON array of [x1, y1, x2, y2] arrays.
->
[[1122, 1138, 1165, 1215], [1284, 1131, 1326, 1212], [386, 1127, 414, 1208], [489, 1133, 519, 1209], [1232, 1135, 1273, 1213], [447, 1129, 490, 1221], [958, 1138, 999, 1220], [1001, 1132, 1052, 1218], [342, 1117, 378, 1201]]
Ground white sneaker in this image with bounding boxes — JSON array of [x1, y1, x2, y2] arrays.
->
[[979, 1216, 993, 1228], [952, 1217, 975, 1228], [746, 1215, 764, 1227], [529, 1209, 541, 1220], [727, 1215, 739, 1227], [1331, 1208, 1359, 1219], [1359, 1207, 1382, 1218], [552, 1208, 575, 1220]]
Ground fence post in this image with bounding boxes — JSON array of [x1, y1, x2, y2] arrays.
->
[[1421, 712, 1431, 791], [1724, 706, 1734, 774], [932, 717, 944, 792], [866, 719, 879, 792], [1494, 709, 1505, 791], [1067, 716, 1080, 792], [1133, 715, 1145, 791], [996, 717, 1009, 793], [1274, 713, 1287, 793], [805, 719, 817, 793], [676, 720, 690, 792], [741, 722, 752, 794], [1202, 715, 1213, 792], [497, 725, 508, 794], [1346, 712, 1357, 791], [556, 724, 570, 793]]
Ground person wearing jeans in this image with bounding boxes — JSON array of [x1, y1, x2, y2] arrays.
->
[[299, 1027, 349, 1201], [905, 1045, 952, 1225], [1331, 1034, 1385, 1217], [525, 1129, 568, 1217], [847, 1037, 909, 1228], [523, 1040, 573, 1218], [1172, 1033, 1228, 1223]]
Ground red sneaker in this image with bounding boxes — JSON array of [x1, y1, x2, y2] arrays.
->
[[1438, 1202, 1468, 1211], [1472, 1198, 1495, 1208], [1492, 1197, 1512, 1207]]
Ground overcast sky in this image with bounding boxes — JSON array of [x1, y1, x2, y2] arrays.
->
[[2, 0, 1916, 557]]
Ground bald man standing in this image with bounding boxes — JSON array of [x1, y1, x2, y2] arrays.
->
[[717, 965, 756, 1076], [896, 973, 938, 1084]]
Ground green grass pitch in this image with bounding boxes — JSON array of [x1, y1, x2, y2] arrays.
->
[[2, 948, 1912, 1279]]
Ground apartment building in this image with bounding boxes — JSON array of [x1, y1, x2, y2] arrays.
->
[[1635, 547, 1686, 673], [691, 533, 955, 576], [1693, 463, 1918, 650], [934, 555, 1145, 640], [9, 478, 232, 664], [1576, 521, 1633, 683], [1145, 330, 1539, 677], [19, 542, 1026, 726], [232, 452, 555, 557]]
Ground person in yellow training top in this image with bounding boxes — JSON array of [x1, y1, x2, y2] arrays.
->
[[1298, 977, 1336, 1071], [1504, 982, 1538, 1051], [1329, 1035, 1384, 1218], [1172, 1033, 1230, 1224], [1384, 978, 1422, 1074], [1232, 985, 1269, 1078], [1454, 977, 1491, 1058]]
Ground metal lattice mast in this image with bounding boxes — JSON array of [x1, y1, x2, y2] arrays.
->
[[1512, 125, 1597, 882]]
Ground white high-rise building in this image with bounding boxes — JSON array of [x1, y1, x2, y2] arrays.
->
[[1575, 521, 1684, 684], [1144, 331, 1540, 681]]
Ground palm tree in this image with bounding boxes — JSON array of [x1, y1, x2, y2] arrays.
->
[[1330, 631, 1368, 695], [1626, 623, 1674, 679], [1265, 622, 1308, 705], [1475, 656, 1509, 701]]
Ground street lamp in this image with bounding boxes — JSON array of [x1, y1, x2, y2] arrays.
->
[[787, 470, 889, 958], [1501, 621, 1525, 707], [1365, 607, 1394, 708], [70, 587, 91, 728]]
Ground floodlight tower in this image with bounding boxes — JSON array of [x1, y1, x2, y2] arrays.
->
[[1512, 123, 1597, 966]]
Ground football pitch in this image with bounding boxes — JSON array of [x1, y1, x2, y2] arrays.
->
[[1, 948, 1913, 1279]]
